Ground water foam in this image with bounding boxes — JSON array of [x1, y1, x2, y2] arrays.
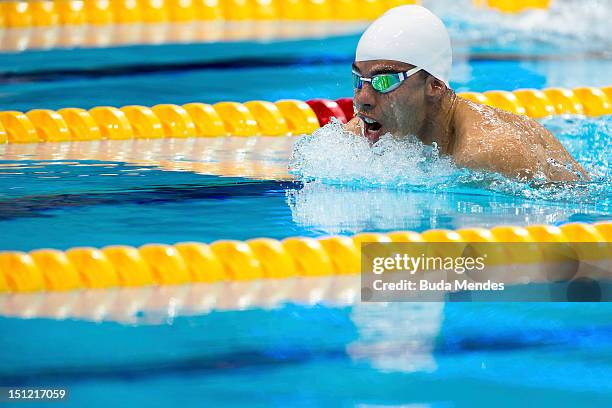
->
[[427, 0, 612, 54], [288, 116, 611, 207], [289, 119, 459, 189], [286, 182, 604, 234]]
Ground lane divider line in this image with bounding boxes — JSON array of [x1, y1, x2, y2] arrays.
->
[[0, 221, 609, 293], [0, 86, 610, 144], [0, 0, 423, 28]]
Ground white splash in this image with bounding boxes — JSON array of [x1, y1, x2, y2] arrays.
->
[[286, 116, 610, 211], [427, 0, 612, 53], [286, 182, 603, 235], [289, 119, 459, 188]]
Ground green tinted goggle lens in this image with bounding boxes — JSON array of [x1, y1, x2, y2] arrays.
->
[[371, 74, 401, 92], [352, 72, 403, 93]]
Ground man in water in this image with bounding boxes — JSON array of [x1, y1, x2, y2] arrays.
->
[[344, 5, 589, 182]]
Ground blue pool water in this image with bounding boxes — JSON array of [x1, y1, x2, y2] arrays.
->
[[2, 303, 612, 407], [1, 2, 612, 407], [0, 115, 610, 251], [3, 56, 612, 112]]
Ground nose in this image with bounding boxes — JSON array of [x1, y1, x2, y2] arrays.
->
[[354, 81, 377, 112]]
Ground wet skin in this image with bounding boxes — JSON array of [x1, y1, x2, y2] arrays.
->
[[346, 60, 589, 182]]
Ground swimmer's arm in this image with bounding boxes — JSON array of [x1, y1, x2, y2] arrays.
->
[[541, 134, 591, 182], [454, 142, 540, 181], [528, 120, 590, 181], [456, 101, 590, 182], [456, 138, 586, 182]]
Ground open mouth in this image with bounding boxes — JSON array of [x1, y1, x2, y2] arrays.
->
[[361, 116, 384, 142]]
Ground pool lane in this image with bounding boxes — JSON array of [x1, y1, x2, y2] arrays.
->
[[2, 57, 611, 113], [0, 115, 610, 252]]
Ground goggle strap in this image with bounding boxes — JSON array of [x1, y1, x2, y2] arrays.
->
[[400, 67, 422, 80]]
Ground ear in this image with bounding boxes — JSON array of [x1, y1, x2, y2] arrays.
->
[[424, 75, 446, 97]]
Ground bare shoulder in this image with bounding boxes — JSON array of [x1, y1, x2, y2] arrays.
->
[[452, 100, 537, 178], [451, 98, 589, 181]]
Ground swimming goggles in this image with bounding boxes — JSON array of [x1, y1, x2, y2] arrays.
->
[[352, 67, 422, 94]]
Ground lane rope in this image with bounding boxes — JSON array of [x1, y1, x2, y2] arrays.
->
[[0, 0, 556, 29], [0, 0, 553, 30], [0, 86, 610, 144], [0, 222, 609, 293], [0, 0, 423, 28]]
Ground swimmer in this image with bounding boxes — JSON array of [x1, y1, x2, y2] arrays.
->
[[344, 5, 589, 182]]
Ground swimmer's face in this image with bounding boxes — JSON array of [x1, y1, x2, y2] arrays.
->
[[352, 60, 427, 143]]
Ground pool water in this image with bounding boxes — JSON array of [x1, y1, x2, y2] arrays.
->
[[2, 303, 612, 407], [0, 114, 610, 250], [1, 1, 611, 406]]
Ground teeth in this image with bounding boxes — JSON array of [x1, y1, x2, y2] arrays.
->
[[363, 117, 376, 124]]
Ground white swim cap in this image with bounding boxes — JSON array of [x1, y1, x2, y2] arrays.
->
[[355, 5, 452, 87]]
